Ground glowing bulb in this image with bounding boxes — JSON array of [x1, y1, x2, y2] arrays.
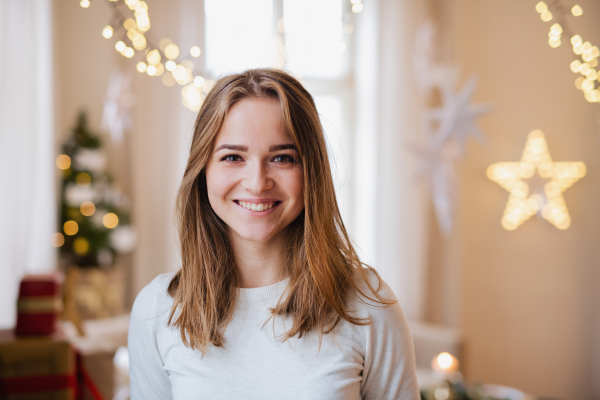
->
[[103, 213, 119, 229], [571, 35, 582, 46], [136, 61, 147, 73], [56, 154, 71, 170], [51, 233, 65, 247], [123, 47, 134, 58], [190, 46, 201, 57], [586, 69, 597, 80], [164, 43, 179, 60], [146, 49, 161, 65], [194, 76, 205, 87], [582, 52, 593, 62], [540, 10, 553, 22], [589, 58, 599, 68], [165, 60, 176, 71], [570, 60, 582, 73], [550, 23, 562, 35], [80, 201, 96, 216], [80, 0, 90, 8], [147, 65, 157, 76], [64, 221, 79, 236], [352, 3, 363, 13], [535, 1, 548, 13], [580, 63, 590, 74], [76, 172, 91, 187], [549, 38, 561, 48], [73, 237, 90, 255], [123, 18, 137, 31], [102, 26, 113, 39], [155, 63, 165, 76], [573, 44, 584, 55], [115, 41, 126, 52], [592, 46, 600, 58], [571, 5, 583, 16]]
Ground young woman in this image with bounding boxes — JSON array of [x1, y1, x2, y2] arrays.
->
[[129, 68, 419, 399]]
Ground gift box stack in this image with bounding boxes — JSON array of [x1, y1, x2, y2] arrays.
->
[[0, 274, 106, 400]]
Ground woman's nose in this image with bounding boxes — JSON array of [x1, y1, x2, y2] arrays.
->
[[242, 161, 273, 193]]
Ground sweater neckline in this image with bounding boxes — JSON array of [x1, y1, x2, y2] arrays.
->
[[237, 277, 290, 300]]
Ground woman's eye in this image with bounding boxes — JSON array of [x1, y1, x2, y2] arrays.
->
[[221, 154, 242, 162], [272, 155, 295, 163]]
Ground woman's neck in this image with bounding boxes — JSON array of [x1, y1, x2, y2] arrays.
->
[[229, 231, 288, 288]]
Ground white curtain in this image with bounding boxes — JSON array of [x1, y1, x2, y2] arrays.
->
[[0, 0, 56, 328], [351, 0, 428, 322]]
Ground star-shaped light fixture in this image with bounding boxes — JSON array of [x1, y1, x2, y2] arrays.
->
[[487, 130, 586, 230]]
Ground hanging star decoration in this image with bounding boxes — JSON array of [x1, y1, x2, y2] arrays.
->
[[487, 130, 586, 230], [411, 21, 492, 234]]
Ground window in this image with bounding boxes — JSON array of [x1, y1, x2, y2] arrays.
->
[[204, 0, 355, 225]]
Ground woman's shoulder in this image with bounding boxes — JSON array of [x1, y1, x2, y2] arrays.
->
[[131, 272, 176, 320]]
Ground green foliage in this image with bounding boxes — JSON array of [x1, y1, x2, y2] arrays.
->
[[58, 112, 132, 268]]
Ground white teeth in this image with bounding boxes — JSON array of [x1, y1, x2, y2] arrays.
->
[[238, 201, 275, 211]]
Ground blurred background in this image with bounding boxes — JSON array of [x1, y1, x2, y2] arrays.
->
[[1, 0, 599, 399]]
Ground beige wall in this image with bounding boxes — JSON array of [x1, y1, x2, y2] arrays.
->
[[450, 1, 600, 399]]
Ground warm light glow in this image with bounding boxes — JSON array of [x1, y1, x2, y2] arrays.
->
[[136, 61, 147, 73], [164, 43, 179, 60], [570, 60, 582, 73], [488, 130, 585, 230], [73, 237, 90, 255], [123, 47, 135, 58], [589, 58, 599, 68], [80, 201, 96, 216], [76, 172, 91, 187], [190, 46, 201, 57], [103, 213, 119, 229], [571, 35, 582, 46], [571, 5, 583, 16], [352, 3, 363, 13], [549, 38, 561, 48], [80, 0, 90, 8], [580, 63, 590, 74], [123, 18, 137, 31], [154, 63, 165, 76], [431, 352, 459, 373], [56, 154, 71, 170], [159, 38, 172, 51], [575, 77, 584, 90], [64, 221, 79, 236], [586, 69, 598, 81], [132, 36, 147, 50], [51, 233, 65, 247], [146, 49, 161, 65], [115, 41, 126, 52], [147, 65, 157, 76], [165, 60, 176, 71], [550, 23, 562, 35], [535, 1, 548, 13], [102, 26, 114, 39], [194, 75, 205, 87], [540, 10, 553, 22]]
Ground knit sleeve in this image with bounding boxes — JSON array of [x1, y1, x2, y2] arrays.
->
[[128, 275, 173, 400], [359, 272, 420, 400]]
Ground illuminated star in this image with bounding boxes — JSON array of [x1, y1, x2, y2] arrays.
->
[[487, 130, 586, 230], [426, 75, 492, 153]]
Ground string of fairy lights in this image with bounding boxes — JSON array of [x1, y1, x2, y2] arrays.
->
[[535, 1, 600, 103], [81, 0, 211, 112]]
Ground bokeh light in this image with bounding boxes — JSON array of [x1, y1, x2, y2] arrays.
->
[[64, 221, 79, 236], [80, 201, 96, 216], [103, 213, 119, 229], [51, 233, 65, 247], [190, 46, 201, 57], [73, 237, 90, 255], [76, 172, 91, 187], [56, 154, 71, 170], [102, 26, 114, 39]]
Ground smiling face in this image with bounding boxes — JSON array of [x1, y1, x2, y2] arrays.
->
[[205, 97, 304, 245]]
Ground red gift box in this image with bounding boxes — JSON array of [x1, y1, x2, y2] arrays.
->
[[15, 274, 62, 336], [0, 331, 106, 400]]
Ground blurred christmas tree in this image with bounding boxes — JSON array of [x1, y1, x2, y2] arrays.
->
[[55, 112, 136, 268]]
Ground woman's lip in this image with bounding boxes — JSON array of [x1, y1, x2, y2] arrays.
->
[[234, 198, 280, 204], [234, 200, 281, 216]]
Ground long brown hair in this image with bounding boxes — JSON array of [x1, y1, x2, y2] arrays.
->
[[168, 68, 393, 352]]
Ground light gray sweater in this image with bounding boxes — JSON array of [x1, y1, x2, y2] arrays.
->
[[128, 271, 420, 399]]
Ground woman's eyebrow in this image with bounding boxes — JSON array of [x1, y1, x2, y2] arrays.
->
[[269, 144, 297, 152], [214, 144, 248, 152]]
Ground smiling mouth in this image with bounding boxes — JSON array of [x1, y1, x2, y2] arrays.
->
[[234, 200, 281, 212]]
